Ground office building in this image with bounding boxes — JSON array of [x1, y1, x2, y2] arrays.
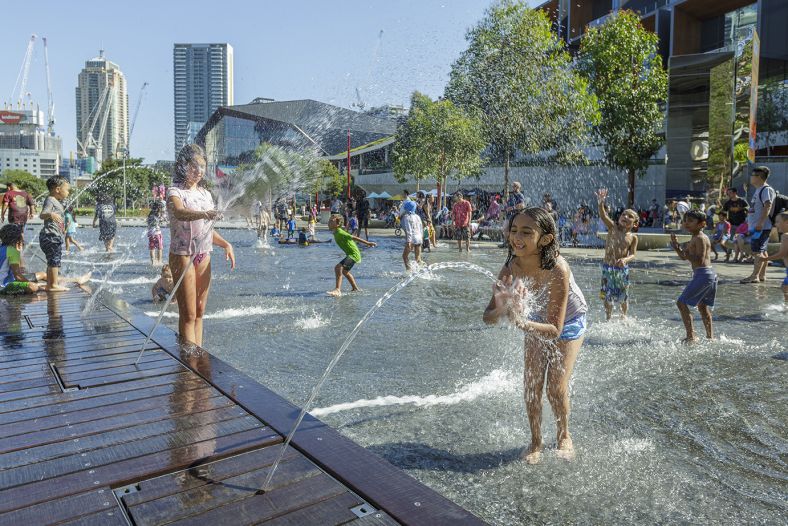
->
[[173, 43, 234, 154], [0, 106, 62, 178]]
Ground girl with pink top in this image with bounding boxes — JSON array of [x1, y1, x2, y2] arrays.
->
[[167, 144, 235, 347]]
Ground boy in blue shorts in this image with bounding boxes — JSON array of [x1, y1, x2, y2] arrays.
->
[[670, 210, 716, 342], [326, 215, 376, 297], [286, 214, 297, 240]]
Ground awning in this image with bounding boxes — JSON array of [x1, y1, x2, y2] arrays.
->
[[377, 191, 392, 199], [366, 192, 379, 199]]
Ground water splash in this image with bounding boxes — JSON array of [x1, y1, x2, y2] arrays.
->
[[260, 261, 498, 492]]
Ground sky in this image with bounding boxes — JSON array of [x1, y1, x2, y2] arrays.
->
[[2, 0, 536, 164]]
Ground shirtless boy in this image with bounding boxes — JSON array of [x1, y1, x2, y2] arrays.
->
[[596, 189, 638, 319], [670, 210, 716, 342]]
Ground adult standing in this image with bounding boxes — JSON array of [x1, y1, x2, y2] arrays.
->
[[356, 192, 371, 241], [1, 182, 35, 237], [452, 192, 473, 253], [722, 187, 749, 229], [93, 196, 117, 252], [501, 182, 526, 247], [542, 193, 558, 214], [167, 143, 235, 347], [741, 166, 776, 283], [422, 193, 437, 247]]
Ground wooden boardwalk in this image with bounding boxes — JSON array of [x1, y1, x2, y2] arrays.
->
[[0, 288, 485, 525]]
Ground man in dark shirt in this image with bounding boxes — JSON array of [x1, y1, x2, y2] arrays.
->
[[722, 187, 749, 228], [356, 193, 371, 240]]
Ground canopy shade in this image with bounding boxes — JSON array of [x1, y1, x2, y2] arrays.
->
[[377, 191, 392, 199], [366, 192, 379, 199]]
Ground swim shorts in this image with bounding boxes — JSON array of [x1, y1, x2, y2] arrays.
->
[[39, 233, 63, 268], [0, 281, 32, 295], [559, 314, 587, 341], [678, 267, 717, 307], [599, 264, 630, 304], [784, 268, 788, 287], [339, 256, 356, 271], [750, 228, 771, 253], [148, 232, 163, 250], [455, 227, 470, 240]]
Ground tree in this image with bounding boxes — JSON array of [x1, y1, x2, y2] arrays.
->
[[0, 169, 47, 198], [318, 160, 344, 197], [393, 92, 486, 204], [445, 0, 598, 199], [578, 10, 667, 207], [239, 143, 323, 207], [86, 158, 170, 209]]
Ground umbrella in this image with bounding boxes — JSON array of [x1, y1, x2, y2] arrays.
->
[[389, 194, 404, 201], [366, 192, 379, 199], [377, 191, 392, 199]]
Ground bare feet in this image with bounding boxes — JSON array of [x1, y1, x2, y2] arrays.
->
[[351, 288, 362, 293], [326, 289, 342, 297], [682, 335, 698, 345], [45, 285, 69, 292], [76, 272, 92, 285], [740, 277, 761, 284], [521, 444, 543, 464], [556, 438, 575, 461]]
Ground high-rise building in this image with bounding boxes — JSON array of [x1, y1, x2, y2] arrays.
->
[[173, 43, 234, 155], [0, 106, 62, 178], [75, 51, 129, 164]]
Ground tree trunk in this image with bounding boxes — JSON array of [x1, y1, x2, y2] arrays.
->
[[503, 149, 510, 201], [627, 168, 635, 209]]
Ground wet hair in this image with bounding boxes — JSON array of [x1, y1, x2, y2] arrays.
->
[[684, 210, 706, 223], [621, 209, 639, 221], [46, 175, 68, 192], [0, 224, 24, 247], [173, 143, 206, 185], [752, 166, 770, 179], [505, 207, 559, 270]]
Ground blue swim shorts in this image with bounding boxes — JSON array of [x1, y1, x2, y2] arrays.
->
[[559, 314, 587, 341], [750, 228, 771, 253], [678, 267, 717, 308], [600, 264, 630, 304], [784, 268, 788, 287]]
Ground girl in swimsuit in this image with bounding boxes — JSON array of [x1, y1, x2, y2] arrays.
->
[[484, 207, 588, 464], [167, 144, 235, 347]]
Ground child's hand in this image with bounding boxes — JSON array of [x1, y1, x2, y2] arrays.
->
[[670, 233, 678, 248], [224, 243, 236, 270], [615, 258, 626, 267], [204, 210, 221, 221], [49, 213, 63, 226], [367, 241, 377, 247], [595, 188, 608, 203]]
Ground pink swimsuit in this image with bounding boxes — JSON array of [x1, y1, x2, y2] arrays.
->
[[167, 185, 214, 260]]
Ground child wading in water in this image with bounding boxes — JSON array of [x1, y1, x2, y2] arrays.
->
[[670, 210, 716, 342], [756, 211, 788, 304], [326, 215, 375, 297], [167, 144, 235, 347], [483, 208, 588, 464], [596, 189, 638, 319]]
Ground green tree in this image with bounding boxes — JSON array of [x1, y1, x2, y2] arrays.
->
[[86, 158, 170, 209], [0, 169, 47, 198], [445, 0, 598, 199], [241, 143, 322, 204], [578, 10, 668, 207], [318, 160, 344, 197], [393, 92, 486, 204]]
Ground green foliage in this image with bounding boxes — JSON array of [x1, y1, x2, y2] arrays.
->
[[240, 143, 323, 204], [85, 158, 170, 207], [445, 0, 599, 193], [578, 10, 667, 204], [318, 160, 344, 197], [393, 92, 486, 190], [0, 169, 47, 197]]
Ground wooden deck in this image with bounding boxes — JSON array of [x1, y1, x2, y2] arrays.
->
[[0, 288, 486, 525]]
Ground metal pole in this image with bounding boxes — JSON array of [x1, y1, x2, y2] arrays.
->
[[346, 129, 351, 199], [123, 153, 127, 217]]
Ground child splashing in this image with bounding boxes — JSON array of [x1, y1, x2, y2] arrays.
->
[[167, 144, 235, 347], [484, 208, 588, 464]]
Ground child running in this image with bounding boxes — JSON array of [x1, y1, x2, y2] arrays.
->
[[670, 210, 716, 343], [596, 189, 638, 319], [64, 206, 83, 252], [400, 200, 423, 271], [483, 208, 588, 464], [756, 211, 788, 304], [326, 215, 376, 297]]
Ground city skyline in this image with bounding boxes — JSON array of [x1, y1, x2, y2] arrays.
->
[[0, 0, 515, 164]]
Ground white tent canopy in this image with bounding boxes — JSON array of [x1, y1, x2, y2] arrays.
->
[[377, 191, 392, 199], [366, 192, 379, 199]]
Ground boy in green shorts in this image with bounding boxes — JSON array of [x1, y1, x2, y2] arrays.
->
[[326, 215, 376, 297], [0, 224, 44, 295]]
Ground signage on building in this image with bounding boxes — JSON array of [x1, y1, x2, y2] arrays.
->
[[0, 111, 25, 125], [748, 31, 760, 162]]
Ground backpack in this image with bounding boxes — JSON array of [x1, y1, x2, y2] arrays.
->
[[757, 186, 788, 224]]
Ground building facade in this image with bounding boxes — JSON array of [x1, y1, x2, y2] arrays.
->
[[75, 51, 129, 164], [173, 43, 234, 155], [538, 0, 787, 198], [0, 107, 62, 178]]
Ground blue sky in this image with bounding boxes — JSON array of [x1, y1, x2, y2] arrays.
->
[[2, 0, 536, 163]]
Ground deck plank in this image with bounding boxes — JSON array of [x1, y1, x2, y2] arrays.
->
[[0, 488, 116, 526], [258, 492, 365, 526]]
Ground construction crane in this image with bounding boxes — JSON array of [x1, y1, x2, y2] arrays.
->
[[128, 82, 148, 153], [77, 84, 112, 159], [352, 87, 366, 111], [43, 37, 55, 134], [11, 34, 37, 107]]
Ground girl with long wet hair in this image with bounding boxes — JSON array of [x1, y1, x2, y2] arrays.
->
[[167, 143, 235, 347], [483, 207, 588, 464]]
